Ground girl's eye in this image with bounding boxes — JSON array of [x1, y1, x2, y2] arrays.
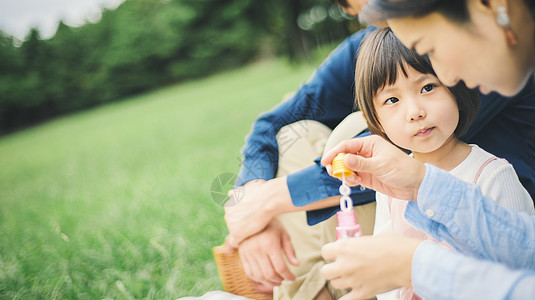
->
[[421, 84, 435, 93], [385, 97, 399, 105]]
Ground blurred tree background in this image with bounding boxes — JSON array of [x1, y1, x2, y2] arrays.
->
[[0, 0, 361, 134]]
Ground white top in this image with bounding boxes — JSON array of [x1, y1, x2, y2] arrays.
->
[[374, 144, 534, 300]]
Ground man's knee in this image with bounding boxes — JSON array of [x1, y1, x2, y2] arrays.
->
[[276, 120, 332, 177]]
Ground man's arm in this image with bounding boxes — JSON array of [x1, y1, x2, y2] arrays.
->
[[287, 147, 375, 225], [236, 26, 377, 187], [225, 177, 341, 247], [225, 28, 377, 290], [227, 27, 378, 244]]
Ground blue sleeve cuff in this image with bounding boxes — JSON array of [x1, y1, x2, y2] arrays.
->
[[287, 159, 375, 225], [416, 164, 459, 224], [404, 164, 458, 239]]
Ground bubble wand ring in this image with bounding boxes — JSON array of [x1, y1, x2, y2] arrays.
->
[[332, 153, 362, 239]]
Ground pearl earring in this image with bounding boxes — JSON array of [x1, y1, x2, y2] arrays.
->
[[496, 6, 510, 26], [496, 6, 518, 46]]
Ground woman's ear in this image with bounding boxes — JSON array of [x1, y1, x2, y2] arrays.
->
[[472, 0, 518, 46], [490, 0, 519, 46], [481, 0, 513, 22]]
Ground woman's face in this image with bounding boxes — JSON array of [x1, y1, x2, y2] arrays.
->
[[387, 1, 535, 96]]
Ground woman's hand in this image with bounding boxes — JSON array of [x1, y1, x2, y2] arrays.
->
[[321, 234, 422, 299], [321, 135, 426, 201]]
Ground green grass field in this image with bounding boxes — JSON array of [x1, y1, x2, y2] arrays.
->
[[0, 57, 321, 298]]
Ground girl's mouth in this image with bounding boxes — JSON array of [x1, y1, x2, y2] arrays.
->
[[415, 127, 434, 137]]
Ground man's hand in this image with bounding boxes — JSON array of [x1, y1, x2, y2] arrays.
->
[[321, 135, 426, 201], [225, 178, 290, 247], [237, 218, 299, 290], [321, 234, 421, 299]]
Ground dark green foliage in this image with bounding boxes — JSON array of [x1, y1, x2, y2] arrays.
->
[[0, 0, 359, 134]]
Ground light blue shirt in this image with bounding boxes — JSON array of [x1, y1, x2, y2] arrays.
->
[[404, 164, 535, 299]]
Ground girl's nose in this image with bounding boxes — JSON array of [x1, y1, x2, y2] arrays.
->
[[407, 101, 426, 121], [409, 113, 425, 121]]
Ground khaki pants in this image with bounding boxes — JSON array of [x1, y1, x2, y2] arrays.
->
[[273, 113, 376, 300]]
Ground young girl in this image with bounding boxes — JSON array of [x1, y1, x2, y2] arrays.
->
[[354, 28, 535, 300]]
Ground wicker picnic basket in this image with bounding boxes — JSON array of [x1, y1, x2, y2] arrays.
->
[[213, 245, 272, 300]]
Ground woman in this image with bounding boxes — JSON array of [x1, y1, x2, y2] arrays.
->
[[361, 0, 535, 97], [337, 0, 534, 96], [320, 0, 535, 299]]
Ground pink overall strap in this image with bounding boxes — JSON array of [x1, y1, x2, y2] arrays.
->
[[473, 157, 499, 184]]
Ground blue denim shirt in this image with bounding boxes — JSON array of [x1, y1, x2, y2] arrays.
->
[[413, 241, 535, 300], [407, 164, 535, 299], [236, 25, 535, 225]]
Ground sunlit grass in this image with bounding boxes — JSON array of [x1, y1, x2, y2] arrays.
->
[[0, 58, 319, 298]]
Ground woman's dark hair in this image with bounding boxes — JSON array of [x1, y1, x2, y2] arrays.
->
[[355, 28, 479, 143], [360, 0, 469, 24], [360, 0, 535, 24]]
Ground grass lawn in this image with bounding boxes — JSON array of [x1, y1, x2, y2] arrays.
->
[[0, 57, 321, 298]]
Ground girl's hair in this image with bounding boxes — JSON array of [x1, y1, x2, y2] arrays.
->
[[355, 28, 479, 143], [359, 0, 535, 24]]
